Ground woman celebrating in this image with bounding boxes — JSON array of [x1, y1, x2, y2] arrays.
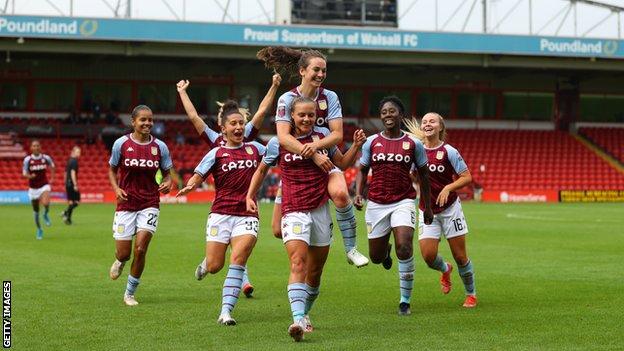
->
[[22, 139, 55, 239], [246, 97, 366, 342], [406, 112, 477, 308], [176, 100, 266, 326], [257, 46, 369, 268], [176, 74, 280, 297], [354, 96, 433, 316], [108, 105, 173, 306]]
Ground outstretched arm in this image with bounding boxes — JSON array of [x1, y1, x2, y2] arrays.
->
[[249, 73, 281, 130], [330, 129, 366, 170], [176, 173, 203, 197], [176, 80, 208, 136]]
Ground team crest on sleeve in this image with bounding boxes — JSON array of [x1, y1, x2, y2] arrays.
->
[[436, 151, 444, 160], [318, 99, 327, 110], [245, 146, 254, 155], [151, 146, 158, 156], [402, 141, 410, 150], [278, 106, 286, 117]]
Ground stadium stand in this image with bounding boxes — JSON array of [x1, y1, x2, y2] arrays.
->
[[447, 129, 624, 191], [578, 127, 624, 165]]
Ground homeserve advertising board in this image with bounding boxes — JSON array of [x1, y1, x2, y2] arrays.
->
[[0, 15, 622, 59]]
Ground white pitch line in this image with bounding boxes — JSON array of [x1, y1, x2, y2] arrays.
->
[[505, 213, 622, 224]]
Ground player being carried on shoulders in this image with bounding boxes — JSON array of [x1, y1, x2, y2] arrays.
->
[[246, 97, 366, 342]]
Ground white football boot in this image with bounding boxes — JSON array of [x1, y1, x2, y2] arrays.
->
[[195, 258, 208, 281], [346, 247, 369, 267], [288, 319, 305, 342], [217, 313, 237, 326], [302, 315, 313, 333], [109, 260, 126, 280], [123, 294, 139, 306]]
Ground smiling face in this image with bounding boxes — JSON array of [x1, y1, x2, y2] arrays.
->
[[30, 140, 41, 155], [292, 101, 317, 136], [131, 109, 154, 136], [421, 112, 444, 139], [380, 101, 402, 132], [299, 57, 327, 88], [220, 112, 245, 145]]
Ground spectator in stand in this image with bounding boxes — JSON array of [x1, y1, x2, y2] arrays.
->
[[175, 131, 186, 145], [106, 110, 122, 125]]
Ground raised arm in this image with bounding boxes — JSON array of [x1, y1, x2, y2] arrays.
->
[[176, 80, 208, 136], [249, 73, 282, 130]]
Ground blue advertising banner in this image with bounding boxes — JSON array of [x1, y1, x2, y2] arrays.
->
[[0, 191, 30, 204], [0, 15, 622, 59]]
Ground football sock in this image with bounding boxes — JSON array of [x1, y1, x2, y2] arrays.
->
[[33, 211, 40, 229], [304, 284, 319, 315], [398, 256, 415, 304], [431, 254, 449, 272], [67, 203, 78, 219], [242, 267, 251, 286], [287, 282, 307, 322], [458, 260, 475, 295], [125, 275, 140, 296], [335, 203, 357, 252], [221, 264, 244, 314], [44, 205, 49, 216]]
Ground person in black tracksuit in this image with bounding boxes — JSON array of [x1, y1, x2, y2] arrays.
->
[[62, 146, 81, 224]]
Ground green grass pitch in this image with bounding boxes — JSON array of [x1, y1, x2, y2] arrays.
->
[[1, 202, 622, 350]]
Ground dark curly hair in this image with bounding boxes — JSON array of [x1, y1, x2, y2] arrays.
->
[[256, 46, 326, 78], [219, 100, 242, 125], [378, 96, 406, 117]]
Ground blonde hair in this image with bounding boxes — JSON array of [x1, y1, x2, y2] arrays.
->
[[402, 118, 424, 141], [406, 113, 447, 142]]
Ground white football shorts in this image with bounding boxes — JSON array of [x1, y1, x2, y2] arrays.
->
[[205, 213, 259, 244], [365, 198, 416, 239], [281, 202, 333, 247], [112, 207, 160, 240], [418, 198, 468, 240], [28, 184, 51, 200]]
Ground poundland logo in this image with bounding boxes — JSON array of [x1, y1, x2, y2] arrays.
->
[[0, 17, 98, 36], [539, 38, 618, 56]]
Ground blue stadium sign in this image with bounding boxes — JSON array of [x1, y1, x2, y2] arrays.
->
[[0, 15, 622, 59]]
